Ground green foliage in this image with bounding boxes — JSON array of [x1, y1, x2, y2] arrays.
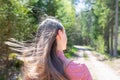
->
[[0, 0, 76, 79], [65, 47, 78, 58], [0, 76, 5, 80], [94, 35, 106, 54], [118, 46, 120, 55], [9, 0, 38, 40], [76, 0, 120, 56], [9, 53, 17, 59], [55, 0, 76, 49], [31, 0, 76, 49], [9, 53, 23, 69], [0, 0, 37, 79], [74, 13, 87, 45], [93, 0, 110, 29], [32, 0, 57, 22], [55, 0, 75, 28]]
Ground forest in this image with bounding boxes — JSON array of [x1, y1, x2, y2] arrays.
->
[[0, 0, 120, 80]]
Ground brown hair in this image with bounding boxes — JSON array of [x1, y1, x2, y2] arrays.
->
[[5, 18, 69, 80]]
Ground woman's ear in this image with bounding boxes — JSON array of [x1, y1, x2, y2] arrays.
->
[[56, 30, 63, 40]]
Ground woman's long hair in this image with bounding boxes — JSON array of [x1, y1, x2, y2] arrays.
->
[[5, 18, 69, 80]]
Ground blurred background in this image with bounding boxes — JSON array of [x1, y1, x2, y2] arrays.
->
[[0, 0, 120, 80]]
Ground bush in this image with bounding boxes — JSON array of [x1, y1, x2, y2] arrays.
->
[[117, 46, 120, 56], [65, 47, 78, 58], [94, 35, 106, 54]]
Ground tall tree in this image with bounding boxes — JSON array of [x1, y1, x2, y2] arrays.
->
[[113, 0, 119, 57], [0, 0, 37, 79]]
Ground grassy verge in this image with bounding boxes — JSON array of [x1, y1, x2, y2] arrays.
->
[[83, 53, 88, 60], [65, 46, 78, 58], [84, 45, 111, 60]]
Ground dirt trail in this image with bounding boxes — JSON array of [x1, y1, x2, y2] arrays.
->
[[73, 45, 120, 80]]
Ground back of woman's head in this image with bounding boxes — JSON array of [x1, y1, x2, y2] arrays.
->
[[5, 18, 69, 80]]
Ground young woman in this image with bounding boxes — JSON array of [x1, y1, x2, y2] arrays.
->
[[5, 18, 92, 80]]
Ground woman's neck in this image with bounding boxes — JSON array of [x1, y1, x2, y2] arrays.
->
[[56, 50, 66, 60]]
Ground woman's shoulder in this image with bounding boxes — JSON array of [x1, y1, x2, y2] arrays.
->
[[65, 60, 92, 80], [65, 60, 87, 73]]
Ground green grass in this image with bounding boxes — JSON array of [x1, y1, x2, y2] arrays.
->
[[85, 45, 111, 60], [65, 47, 78, 58], [83, 53, 88, 60], [83, 45, 94, 50]]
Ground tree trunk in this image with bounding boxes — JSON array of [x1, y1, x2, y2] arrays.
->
[[104, 24, 109, 53], [113, 0, 118, 57], [110, 23, 114, 56]]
